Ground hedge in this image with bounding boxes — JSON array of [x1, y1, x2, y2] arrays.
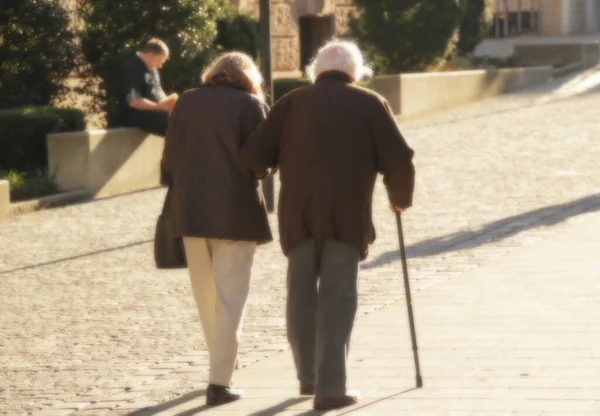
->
[[0, 107, 86, 172], [0, 0, 77, 109], [273, 78, 311, 102], [78, 0, 230, 126], [351, 1, 463, 74]]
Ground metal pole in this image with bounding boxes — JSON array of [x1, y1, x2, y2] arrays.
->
[[395, 212, 423, 388], [503, 0, 509, 36], [259, 0, 275, 213], [495, 0, 501, 38], [531, 0, 540, 33], [517, 0, 522, 33]]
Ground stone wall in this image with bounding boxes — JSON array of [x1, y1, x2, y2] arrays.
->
[[369, 66, 553, 120], [238, 0, 357, 72]]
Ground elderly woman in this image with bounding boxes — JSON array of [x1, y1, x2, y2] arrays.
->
[[241, 41, 415, 410], [161, 52, 272, 406]]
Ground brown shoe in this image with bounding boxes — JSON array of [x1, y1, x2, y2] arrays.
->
[[313, 390, 360, 410], [206, 384, 243, 406], [300, 382, 315, 395]]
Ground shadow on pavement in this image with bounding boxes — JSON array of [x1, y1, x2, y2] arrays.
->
[[127, 395, 308, 415], [127, 389, 205, 415], [287, 388, 417, 415], [128, 389, 418, 415], [335, 388, 418, 415], [363, 193, 600, 270], [245, 397, 311, 415], [4, 194, 600, 277], [0, 239, 152, 276]]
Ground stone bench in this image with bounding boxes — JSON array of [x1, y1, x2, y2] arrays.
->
[[47, 128, 164, 199], [369, 66, 553, 120]]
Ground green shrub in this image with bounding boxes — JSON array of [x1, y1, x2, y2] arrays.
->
[[457, 0, 493, 55], [0, 107, 86, 172], [433, 54, 519, 72], [0, 0, 78, 109], [78, 0, 232, 126], [214, 11, 260, 59], [273, 78, 311, 101], [0, 170, 59, 202], [350, 0, 463, 74]]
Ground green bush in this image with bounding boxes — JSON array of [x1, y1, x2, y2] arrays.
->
[[78, 0, 233, 126], [0, 170, 59, 202], [273, 78, 312, 102], [271, 78, 370, 103], [457, 0, 493, 55], [0, 0, 78, 109], [350, 0, 463, 74], [0, 107, 86, 172], [214, 11, 260, 59], [435, 54, 519, 72]]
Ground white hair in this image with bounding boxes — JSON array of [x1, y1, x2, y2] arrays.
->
[[305, 40, 373, 83]]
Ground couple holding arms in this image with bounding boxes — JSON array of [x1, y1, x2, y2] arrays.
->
[[122, 38, 415, 411]]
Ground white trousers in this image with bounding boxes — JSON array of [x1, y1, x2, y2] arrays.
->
[[183, 237, 256, 386]]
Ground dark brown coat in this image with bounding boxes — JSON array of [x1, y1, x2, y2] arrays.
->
[[162, 84, 272, 244], [241, 71, 415, 258]]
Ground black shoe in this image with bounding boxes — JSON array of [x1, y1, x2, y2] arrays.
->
[[206, 384, 243, 406], [314, 390, 360, 410], [300, 382, 315, 395]]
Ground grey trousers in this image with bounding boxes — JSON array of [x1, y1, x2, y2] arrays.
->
[[286, 238, 360, 396]]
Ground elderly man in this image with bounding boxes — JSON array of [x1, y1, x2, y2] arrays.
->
[[241, 41, 415, 410], [119, 38, 178, 136]]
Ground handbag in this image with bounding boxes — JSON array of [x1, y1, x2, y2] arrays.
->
[[154, 186, 187, 269]]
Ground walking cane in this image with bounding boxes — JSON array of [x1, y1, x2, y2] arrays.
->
[[395, 212, 423, 388]]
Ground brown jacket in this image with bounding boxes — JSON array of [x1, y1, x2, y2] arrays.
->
[[162, 84, 272, 244], [241, 71, 415, 258]]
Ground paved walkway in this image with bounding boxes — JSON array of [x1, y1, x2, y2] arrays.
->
[[1, 71, 600, 415], [126, 207, 600, 415]]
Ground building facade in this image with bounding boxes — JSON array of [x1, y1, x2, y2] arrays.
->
[[538, 0, 600, 36], [490, 0, 600, 37]]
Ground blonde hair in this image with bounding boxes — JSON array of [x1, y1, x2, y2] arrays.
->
[[306, 40, 373, 83], [202, 52, 264, 99]]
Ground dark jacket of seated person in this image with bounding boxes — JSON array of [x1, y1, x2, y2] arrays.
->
[[118, 39, 176, 136]]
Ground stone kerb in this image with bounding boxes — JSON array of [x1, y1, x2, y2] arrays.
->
[[47, 128, 164, 199], [0, 180, 9, 222]]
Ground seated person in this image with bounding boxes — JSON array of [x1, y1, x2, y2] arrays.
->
[[119, 38, 178, 136]]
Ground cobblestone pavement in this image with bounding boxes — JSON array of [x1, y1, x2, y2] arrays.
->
[[139, 207, 600, 415], [1, 72, 600, 415]]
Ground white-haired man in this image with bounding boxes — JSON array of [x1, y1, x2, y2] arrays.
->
[[241, 40, 415, 410]]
